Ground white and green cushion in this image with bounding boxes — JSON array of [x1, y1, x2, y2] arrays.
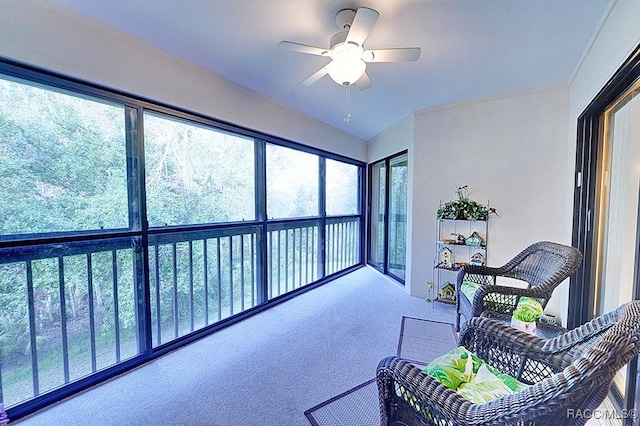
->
[[460, 280, 482, 303], [422, 347, 527, 404]]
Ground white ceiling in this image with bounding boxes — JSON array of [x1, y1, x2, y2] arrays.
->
[[48, 0, 611, 141]]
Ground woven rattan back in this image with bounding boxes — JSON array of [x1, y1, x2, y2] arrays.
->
[[500, 241, 582, 290]]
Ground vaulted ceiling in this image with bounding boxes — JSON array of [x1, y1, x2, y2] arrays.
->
[[48, 0, 611, 141]]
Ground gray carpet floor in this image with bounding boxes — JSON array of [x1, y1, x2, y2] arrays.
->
[[15, 266, 456, 426], [305, 317, 457, 426]]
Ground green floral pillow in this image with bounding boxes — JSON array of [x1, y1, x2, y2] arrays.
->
[[460, 281, 482, 302], [422, 347, 527, 404]]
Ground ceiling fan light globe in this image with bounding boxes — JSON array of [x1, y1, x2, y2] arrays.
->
[[328, 56, 366, 85]]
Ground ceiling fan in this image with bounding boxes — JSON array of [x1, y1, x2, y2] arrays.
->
[[279, 7, 421, 90]]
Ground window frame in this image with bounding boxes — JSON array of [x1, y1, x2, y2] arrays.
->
[[0, 57, 366, 421], [367, 150, 408, 284]]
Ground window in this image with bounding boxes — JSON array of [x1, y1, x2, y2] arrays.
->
[[0, 76, 129, 237], [0, 75, 140, 409], [144, 112, 255, 227], [0, 59, 364, 420], [326, 159, 359, 216], [266, 144, 319, 219]]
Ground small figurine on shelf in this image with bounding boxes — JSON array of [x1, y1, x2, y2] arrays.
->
[[450, 233, 465, 245], [439, 281, 456, 301], [470, 252, 485, 266], [438, 246, 453, 269], [465, 231, 484, 247]]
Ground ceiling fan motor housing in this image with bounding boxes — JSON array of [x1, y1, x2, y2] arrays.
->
[[335, 8, 356, 29]]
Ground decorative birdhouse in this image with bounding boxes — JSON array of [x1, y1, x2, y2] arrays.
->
[[439, 246, 453, 269], [440, 281, 456, 301], [470, 251, 485, 266], [465, 231, 484, 247]]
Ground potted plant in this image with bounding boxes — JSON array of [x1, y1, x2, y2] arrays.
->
[[510, 297, 544, 335], [437, 185, 497, 221]]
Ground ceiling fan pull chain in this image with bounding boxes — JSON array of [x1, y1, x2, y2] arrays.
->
[[344, 83, 351, 123]]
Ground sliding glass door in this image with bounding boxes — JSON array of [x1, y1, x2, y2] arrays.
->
[[591, 78, 640, 403], [572, 44, 640, 423], [369, 161, 386, 269], [368, 151, 408, 283]]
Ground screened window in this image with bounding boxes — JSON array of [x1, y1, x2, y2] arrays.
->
[[144, 112, 255, 227], [326, 159, 359, 216], [0, 76, 129, 236], [266, 144, 319, 219], [0, 60, 364, 420]]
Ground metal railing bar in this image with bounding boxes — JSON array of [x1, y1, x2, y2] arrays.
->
[[112, 251, 121, 363], [240, 235, 245, 311], [267, 231, 272, 299], [304, 227, 309, 284], [58, 256, 70, 383], [146, 220, 261, 238], [203, 240, 209, 326], [148, 225, 261, 247], [26, 261, 39, 396], [153, 245, 161, 345], [216, 238, 222, 321], [87, 254, 97, 373], [172, 244, 178, 339], [311, 227, 316, 281], [277, 230, 281, 296], [298, 228, 303, 287], [338, 223, 342, 271], [0, 237, 134, 264], [228, 236, 233, 316], [250, 234, 255, 306], [0, 229, 139, 250], [265, 217, 323, 230], [285, 229, 290, 292], [188, 241, 194, 333]]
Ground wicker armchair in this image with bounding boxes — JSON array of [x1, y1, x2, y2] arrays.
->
[[456, 241, 582, 331], [377, 300, 640, 426]]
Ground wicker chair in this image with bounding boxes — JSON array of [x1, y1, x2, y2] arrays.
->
[[455, 241, 582, 331], [377, 300, 640, 426]]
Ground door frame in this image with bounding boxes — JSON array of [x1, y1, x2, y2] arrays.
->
[[570, 42, 640, 421], [366, 150, 408, 283]]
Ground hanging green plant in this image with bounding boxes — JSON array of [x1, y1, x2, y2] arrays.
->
[[437, 185, 497, 221]]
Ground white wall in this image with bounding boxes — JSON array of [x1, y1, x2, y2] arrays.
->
[[410, 87, 571, 316], [0, 0, 366, 160], [368, 0, 640, 325]]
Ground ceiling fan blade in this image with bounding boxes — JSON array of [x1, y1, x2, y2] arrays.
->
[[355, 72, 372, 90], [279, 41, 328, 56], [300, 66, 329, 86], [345, 7, 379, 47], [364, 48, 421, 63]]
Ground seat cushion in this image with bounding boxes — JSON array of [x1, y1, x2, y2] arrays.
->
[[422, 346, 527, 404], [460, 280, 482, 302]]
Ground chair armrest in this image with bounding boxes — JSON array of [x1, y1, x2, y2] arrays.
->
[[460, 317, 565, 379], [469, 285, 550, 317]]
